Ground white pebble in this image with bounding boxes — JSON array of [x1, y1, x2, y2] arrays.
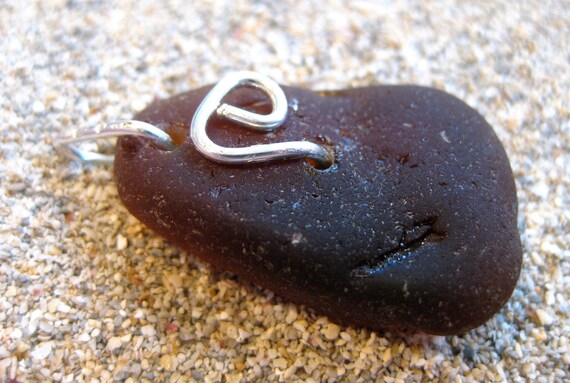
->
[[78, 333, 91, 342], [39, 321, 54, 334], [117, 234, 128, 250], [10, 328, 23, 339], [5, 286, 17, 297], [32, 100, 46, 114], [47, 299, 58, 313], [535, 309, 554, 326], [27, 309, 43, 335], [130, 98, 147, 112], [141, 324, 156, 337], [57, 301, 72, 313], [52, 97, 66, 111], [19, 302, 28, 315], [545, 291, 555, 306], [31, 342, 53, 360], [134, 309, 145, 319], [107, 336, 122, 352]]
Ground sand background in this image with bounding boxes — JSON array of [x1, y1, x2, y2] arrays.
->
[[1, 1, 568, 382]]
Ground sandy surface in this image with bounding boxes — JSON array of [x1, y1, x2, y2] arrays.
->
[[1, 1, 569, 382]]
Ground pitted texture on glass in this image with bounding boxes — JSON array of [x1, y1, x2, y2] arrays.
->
[[115, 83, 522, 335]]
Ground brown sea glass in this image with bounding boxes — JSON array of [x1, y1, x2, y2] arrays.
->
[[114, 84, 522, 335]]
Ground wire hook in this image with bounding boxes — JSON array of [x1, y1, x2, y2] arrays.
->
[[54, 120, 175, 163], [190, 71, 333, 169], [55, 71, 333, 169]]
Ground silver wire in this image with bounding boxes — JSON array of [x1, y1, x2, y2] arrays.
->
[[55, 71, 333, 168], [190, 71, 333, 168], [54, 120, 175, 163]]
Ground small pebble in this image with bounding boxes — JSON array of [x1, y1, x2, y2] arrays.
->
[[273, 358, 288, 370], [78, 333, 90, 342], [32, 100, 45, 114], [10, 328, 23, 340], [535, 309, 554, 326], [31, 342, 52, 360], [39, 322, 54, 334], [323, 324, 341, 340], [140, 325, 156, 337], [56, 301, 71, 313], [106, 336, 122, 352], [5, 286, 17, 297], [117, 234, 128, 251], [159, 354, 177, 371], [27, 309, 43, 335]]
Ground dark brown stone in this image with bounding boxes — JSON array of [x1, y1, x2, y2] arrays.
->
[[114, 83, 522, 335]]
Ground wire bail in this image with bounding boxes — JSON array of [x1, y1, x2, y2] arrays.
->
[[55, 71, 333, 168], [54, 120, 175, 163]]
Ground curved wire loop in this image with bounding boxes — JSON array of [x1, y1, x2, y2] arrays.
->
[[54, 120, 175, 163], [190, 71, 333, 169], [55, 71, 333, 168]]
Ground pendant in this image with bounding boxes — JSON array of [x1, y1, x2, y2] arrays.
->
[[56, 71, 522, 335]]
